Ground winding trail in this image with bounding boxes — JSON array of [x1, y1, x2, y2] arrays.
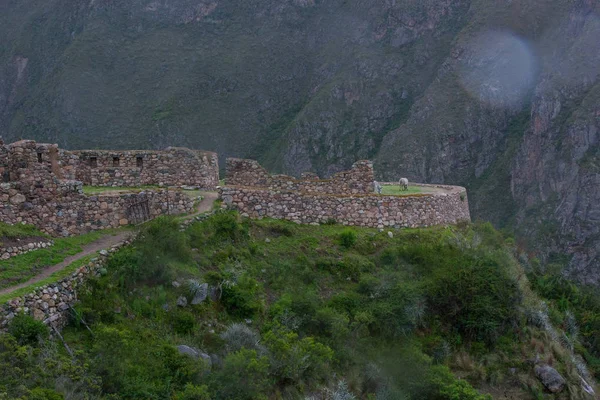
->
[[0, 191, 219, 298], [0, 232, 131, 297]]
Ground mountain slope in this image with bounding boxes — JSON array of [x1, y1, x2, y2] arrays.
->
[[1, 0, 600, 282]]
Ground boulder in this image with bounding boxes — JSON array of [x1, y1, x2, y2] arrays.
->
[[191, 283, 209, 305], [177, 345, 212, 367], [176, 296, 188, 307], [534, 364, 566, 393]]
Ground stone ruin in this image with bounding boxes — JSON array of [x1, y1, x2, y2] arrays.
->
[[70, 147, 218, 189], [225, 158, 375, 194], [220, 158, 471, 229], [0, 140, 216, 236]]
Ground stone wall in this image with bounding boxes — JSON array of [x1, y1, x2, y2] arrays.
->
[[221, 158, 470, 229], [0, 237, 133, 331], [1, 239, 54, 260], [0, 181, 196, 236], [226, 158, 374, 195], [220, 185, 470, 229], [71, 147, 219, 189], [0, 140, 198, 236]]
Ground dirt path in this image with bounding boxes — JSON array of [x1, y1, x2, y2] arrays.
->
[[0, 193, 218, 298], [0, 231, 131, 297], [185, 191, 218, 218]]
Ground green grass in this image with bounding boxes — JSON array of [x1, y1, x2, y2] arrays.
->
[[0, 222, 46, 240], [380, 185, 424, 196], [82, 185, 160, 195], [0, 229, 123, 292], [0, 254, 95, 304], [182, 189, 202, 198]]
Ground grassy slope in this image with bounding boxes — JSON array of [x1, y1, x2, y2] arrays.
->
[[1, 214, 597, 399], [0, 229, 121, 291]]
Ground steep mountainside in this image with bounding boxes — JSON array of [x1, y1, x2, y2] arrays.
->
[[1, 0, 600, 282]]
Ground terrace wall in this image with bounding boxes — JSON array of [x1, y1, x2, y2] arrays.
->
[[221, 158, 470, 229], [220, 185, 470, 229]]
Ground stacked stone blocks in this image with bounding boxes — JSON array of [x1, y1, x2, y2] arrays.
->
[[221, 158, 471, 229]]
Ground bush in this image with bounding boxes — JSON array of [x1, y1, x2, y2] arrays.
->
[[221, 275, 264, 318], [313, 307, 350, 340], [110, 216, 189, 287], [170, 311, 197, 335], [263, 326, 333, 386], [27, 388, 64, 400], [220, 323, 263, 353], [174, 384, 211, 400], [211, 349, 271, 400], [8, 314, 49, 345], [426, 255, 520, 344], [210, 212, 249, 243], [338, 229, 357, 249]]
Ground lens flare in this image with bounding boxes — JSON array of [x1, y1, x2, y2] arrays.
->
[[458, 31, 536, 109]]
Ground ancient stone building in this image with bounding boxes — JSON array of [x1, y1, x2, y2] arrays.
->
[[221, 158, 471, 229], [0, 140, 197, 236], [70, 147, 219, 189]]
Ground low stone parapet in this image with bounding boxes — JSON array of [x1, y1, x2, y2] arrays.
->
[[1, 239, 54, 260]]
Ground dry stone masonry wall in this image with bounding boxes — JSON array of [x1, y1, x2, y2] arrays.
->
[[0, 140, 197, 236], [226, 158, 374, 195], [221, 158, 470, 229], [1, 239, 54, 260], [71, 147, 219, 189], [0, 237, 133, 331]]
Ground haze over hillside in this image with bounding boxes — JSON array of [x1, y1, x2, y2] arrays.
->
[[2, 0, 600, 282]]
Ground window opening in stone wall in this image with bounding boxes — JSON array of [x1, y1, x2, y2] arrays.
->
[[37, 153, 43, 163], [136, 156, 143, 168], [113, 157, 120, 167], [90, 157, 97, 168]]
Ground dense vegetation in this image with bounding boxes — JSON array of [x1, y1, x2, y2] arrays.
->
[[0, 214, 598, 399]]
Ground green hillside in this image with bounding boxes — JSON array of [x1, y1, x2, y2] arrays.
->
[[1, 214, 598, 399], [2, 0, 600, 283]]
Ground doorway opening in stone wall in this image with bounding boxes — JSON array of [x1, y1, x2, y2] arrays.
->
[[126, 196, 151, 224]]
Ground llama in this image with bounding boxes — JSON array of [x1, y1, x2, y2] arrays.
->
[[374, 181, 382, 194], [399, 178, 409, 191]]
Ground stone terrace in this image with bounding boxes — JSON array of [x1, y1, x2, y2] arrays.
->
[[220, 158, 471, 229]]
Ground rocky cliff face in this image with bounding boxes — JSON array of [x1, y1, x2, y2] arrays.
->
[[1, 0, 600, 283]]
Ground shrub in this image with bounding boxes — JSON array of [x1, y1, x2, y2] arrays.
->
[[8, 314, 49, 345], [170, 311, 197, 335], [430, 365, 492, 400], [426, 255, 520, 344], [265, 220, 296, 237], [109, 216, 189, 287], [221, 275, 264, 318], [210, 212, 249, 243], [263, 326, 333, 386], [27, 388, 64, 400], [313, 307, 350, 340], [211, 349, 271, 400], [220, 323, 263, 353], [338, 229, 357, 249], [174, 384, 211, 400]]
